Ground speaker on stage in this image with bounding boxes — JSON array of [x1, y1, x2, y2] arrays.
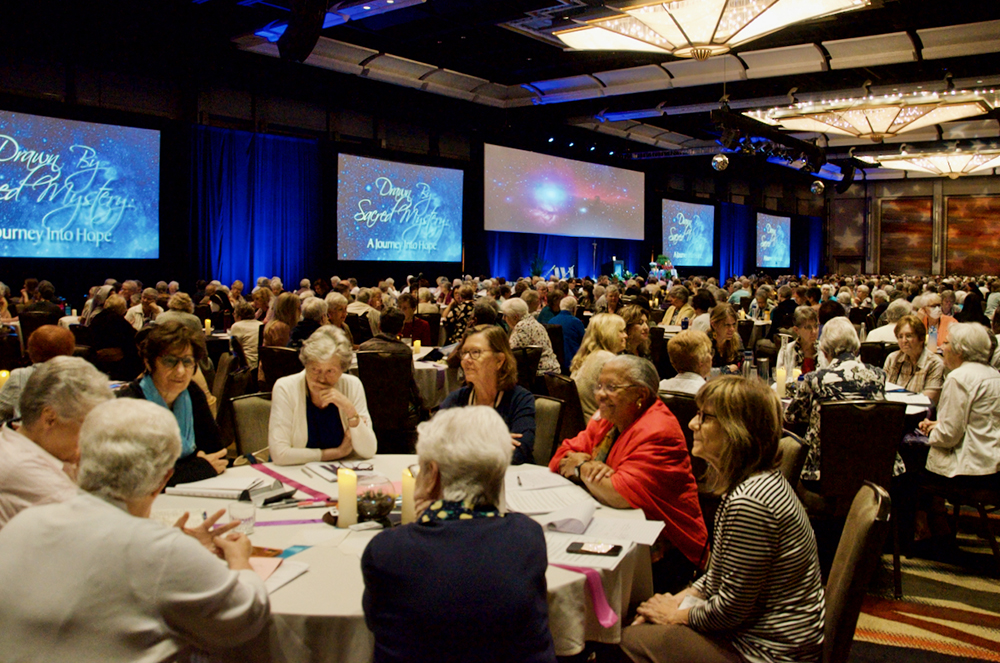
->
[[278, 0, 327, 63], [601, 260, 624, 278]]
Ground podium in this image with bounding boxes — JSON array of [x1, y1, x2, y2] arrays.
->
[[601, 260, 624, 278]]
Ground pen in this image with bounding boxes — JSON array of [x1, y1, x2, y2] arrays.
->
[[517, 476, 522, 486], [302, 466, 320, 479]]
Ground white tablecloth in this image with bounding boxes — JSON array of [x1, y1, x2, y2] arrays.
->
[[153, 457, 652, 662]]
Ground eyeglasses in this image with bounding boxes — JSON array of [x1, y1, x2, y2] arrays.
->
[[695, 409, 717, 422], [896, 333, 920, 342], [595, 383, 636, 395], [327, 461, 374, 472], [159, 355, 195, 369], [460, 349, 492, 361]]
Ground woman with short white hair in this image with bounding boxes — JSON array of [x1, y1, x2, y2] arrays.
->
[[361, 407, 556, 663], [268, 325, 376, 465], [500, 297, 560, 375], [0, 399, 269, 661]]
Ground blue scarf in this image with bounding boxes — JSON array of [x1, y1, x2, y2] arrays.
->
[[140, 374, 196, 458]]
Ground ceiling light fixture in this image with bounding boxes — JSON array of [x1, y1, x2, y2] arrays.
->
[[858, 147, 1000, 179], [745, 89, 998, 143], [554, 0, 870, 61]]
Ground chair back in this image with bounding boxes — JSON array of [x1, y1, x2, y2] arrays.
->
[[533, 395, 564, 466], [777, 432, 809, 487], [231, 392, 272, 457], [544, 373, 586, 443], [824, 482, 892, 663], [194, 304, 211, 323], [356, 351, 412, 430], [739, 296, 751, 313], [817, 400, 906, 515], [229, 335, 249, 371], [858, 342, 896, 368], [848, 307, 869, 325], [415, 312, 441, 346], [657, 390, 705, 481], [217, 366, 254, 446], [212, 352, 234, 404], [69, 323, 92, 348], [258, 346, 303, 392], [649, 308, 666, 324], [737, 319, 754, 349], [345, 313, 374, 345], [18, 310, 61, 350], [544, 324, 566, 373], [649, 326, 675, 380], [511, 346, 543, 390]]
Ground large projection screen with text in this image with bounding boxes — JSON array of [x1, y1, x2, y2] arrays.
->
[[756, 212, 791, 269], [662, 199, 714, 266], [337, 154, 464, 262], [484, 144, 644, 240], [0, 110, 160, 259]]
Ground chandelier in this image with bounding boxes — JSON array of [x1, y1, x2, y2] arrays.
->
[[745, 90, 998, 143], [554, 0, 871, 61], [858, 148, 1000, 179]]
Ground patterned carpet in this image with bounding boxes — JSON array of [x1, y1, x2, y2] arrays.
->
[[851, 524, 1000, 662]]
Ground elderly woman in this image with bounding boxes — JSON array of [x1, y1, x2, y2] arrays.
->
[[884, 314, 945, 406], [622, 305, 651, 359], [362, 407, 556, 663], [622, 377, 824, 663], [268, 326, 376, 465], [551, 355, 707, 591], [439, 325, 535, 465], [156, 292, 202, 334], [776, 306, 821, 374], [918, 292, 956, 351], [417, 287, 439, 315], [597, 285, 622, 315], [290, 296, 327, 347], [117, 321, 228, 486], [784, 317, 889, 483], [500, 298, 561, 375], [0, 399, 269, 660], [270, 292, 301, 339], [324, 291, 354, 347], [251, 286, 273, 322], [229, 279, 246, 305], [443, 285, 475, 345], [570, 313, 627, 421], [82, 284, 114, 326], [659, 330, 712, 395], [708, 304, 743, 375], [747, 286, 774, 321], [661, 286, 695, 327]]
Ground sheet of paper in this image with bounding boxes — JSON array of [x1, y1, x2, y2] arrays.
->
[[264, 560, 309, 594], [584, 518, 664, 546], [679, 595, 706, 611], [337, 529, 382, 558], [543, 531, 631, 571], [304, 463, 339, 482], [249, 557, 283, 582], [506, 469, 573, 492], [505, 485, 596, 515], [534, 501, 595, 534]]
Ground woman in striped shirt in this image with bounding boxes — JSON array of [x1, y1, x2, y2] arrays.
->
[[621, 376, 825, 663]]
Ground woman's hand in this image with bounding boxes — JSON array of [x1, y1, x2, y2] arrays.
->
[[174, 509, 239, 557], [510, 433, 523, 449], [214, 532, 254, 571], [197, 449, 229, 474], [580, 460, 615, 484], [632, 593, 688, 626], [320, 435, 354, 461], [311, 386, 358, 420], [918, 419, 938, 435], [558, 452, 592, 478]]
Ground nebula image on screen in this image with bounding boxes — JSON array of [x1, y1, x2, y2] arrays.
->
[[0, 110, 160, 259], [337, 154, 463, 262], [662, 200, 714, 266], [483, 144, 644, 240], [756, 213, 791, 269]]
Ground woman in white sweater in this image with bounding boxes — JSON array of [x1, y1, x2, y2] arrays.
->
[[268, 325, 377, 465]]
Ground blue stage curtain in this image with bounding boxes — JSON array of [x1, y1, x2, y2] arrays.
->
[[486, 232, 644, 280], [718, 202, 754, 282], [191, 126, 319, 286], [790, 215, 824, 278]]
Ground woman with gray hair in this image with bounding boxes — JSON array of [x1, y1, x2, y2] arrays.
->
[[268, 325, 376, 465], [785, 317, 889, 483], [500, 297, 561, 375], [550, 355, 707, 593], [661, 286, 694, 327], [361, 407, 556, 663], [0, 398, 270, 661]]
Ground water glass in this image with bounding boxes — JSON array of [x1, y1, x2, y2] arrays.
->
[[229, 501, 255, 535]]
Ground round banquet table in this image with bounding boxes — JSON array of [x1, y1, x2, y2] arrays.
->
[[152, 456, 652, 662]]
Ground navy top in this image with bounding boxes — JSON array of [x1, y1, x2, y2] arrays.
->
[[305, 396, 345, 450], [361, 513, 556, 663], [549, 311, 586, 372], [439, 385, 535, 465]]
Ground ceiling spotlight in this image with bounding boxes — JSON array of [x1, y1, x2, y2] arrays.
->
[[589, 146, 595, 151], [609, 151, 614, 155], [712, 153, 730, 172], [548, 137, 554, 143], [569, 142, 575, 147]]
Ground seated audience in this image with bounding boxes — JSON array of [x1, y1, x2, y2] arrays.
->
[[125, 288, 163, 330], [0, 398, 270, 660], [229, 302, 263, 368], [0, 357, 112, 528], [548, 295, 586, 373], [116, 321, 228, 486], [784, 317, 888, 483], [442, 285, 475, 345], [271, 291, 302, 339], [659, 330, 712, 395], [362, 407, 556, 663], [269, 326, 377, 465], [776, 306, 821, 374], [622, 305, 651, 359], [866, 298, 913, 343], [156, 292, 203, 334], [358, 309, 425, 415], [661, 286, 695, 327], [570, 313, 627, 421], [501, 297, 561, 375], [290, 296, 327, 347], [0, 325, 76, 422], [622, 377, 824, 663], [397, 293, 432, 346], [347, 288, 382, 338], [708, 304, 743, 375], [440, 325, 535, 465], [884, 314, 944, 405], [20, 280, 63, 319], [416, 287, 439, 315], [551, 355, 707, 592]]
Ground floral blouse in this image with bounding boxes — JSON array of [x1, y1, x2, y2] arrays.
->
[[510, 317, 561, 375], [784, 352, 897, 481], [443, 301, 474, 345]]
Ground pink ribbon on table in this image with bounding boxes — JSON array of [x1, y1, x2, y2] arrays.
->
[[551, 564, 619, 628], [255, 519, 326, 527], [253, 465, 332, 501]]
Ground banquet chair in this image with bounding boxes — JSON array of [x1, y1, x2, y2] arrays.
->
[[0, 326, 20, 371], [739, 296, 752, 313], [657, 391, 704, 481], [849, 307, 870, 326], [649, 326, 675, 381], [859, 342, 897, 368], [229, 335, 249, 371], [18, 310, 61, 353], [231, 392, 272, 458], [194, 304, 211, 324], [356, 351, 416, 454], [649, 308, 666, 324], [415, 312, 441, 347], [532, 396, 564, 466], [543, 373, 586, 444], [69, 323, 92, 348], [778, 432, 808, 487], [543, 324, 565, 374], [259, 346, 304, 392], [512, 346, 543, 391], [211, 352, 233, 404], [737, 319, 754, 349], [216, 366, 254, 448], [824, 482, 892, 663], [922, 483, 1000, 575], [345, 313, 374, 345]]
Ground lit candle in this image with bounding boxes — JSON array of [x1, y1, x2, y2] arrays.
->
[[204, 318, 212, 334], [337, 468, 357, 528], [792, 368, 802, 381], [775, 367, 787, 397], [401, 467, 416, 525], [412, 340, 421, 353], [0, 370, 9, 388]]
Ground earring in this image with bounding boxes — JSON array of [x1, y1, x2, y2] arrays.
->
[[636, 400, 641, 406]]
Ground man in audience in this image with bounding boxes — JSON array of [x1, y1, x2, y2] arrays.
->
[[0, 325, 77, 422], [727, 278, 751, 304], [125, 287, 163, 330], [659, 329, 712, 395], [547, 295, 586, 373], [867, 299, 914, 343], [0, 357, 113, 528], [871, 289, 890, 326], [119, 280, 141, 306]]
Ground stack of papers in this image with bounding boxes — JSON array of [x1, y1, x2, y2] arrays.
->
[[164, 476, 265, 499], [249, 557, 310, 593], [505, 485, 596, 515], [543, 531, 632, 571], [534, 501, 665, 545]]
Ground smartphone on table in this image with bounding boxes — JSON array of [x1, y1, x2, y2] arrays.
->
[[566, 541, 623, 556]]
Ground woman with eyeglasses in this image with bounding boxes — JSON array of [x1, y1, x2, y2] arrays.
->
[[439, 325, 536, 465], [621, 377, 824, 663], [116, 321, 229, 486], [883, 314, 944, 406], [550, 355, 707, 593], [268, 325, 376, 466]]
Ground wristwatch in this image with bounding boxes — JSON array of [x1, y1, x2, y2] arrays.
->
[[574, 461, 586, 479]]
